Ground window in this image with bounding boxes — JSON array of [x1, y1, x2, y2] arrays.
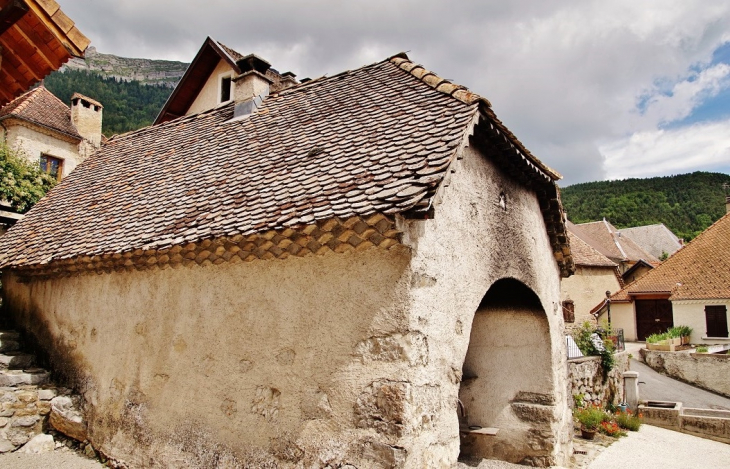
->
[[40, 154, 63, 181], [220, 75, 232, 103], [705, 305, 728, 338]]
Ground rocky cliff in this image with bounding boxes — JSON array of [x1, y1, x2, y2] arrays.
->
[[64, 47, 189, 88]]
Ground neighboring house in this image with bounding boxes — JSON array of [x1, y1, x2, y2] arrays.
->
[[0, 41, 576, 468], [595, 211, 730, 343], [618, 223, 683, 260], [154, 37, 298, 124], [0, 86, 103, 181], [0, 0, 89, 105], [561, 225, 623, 334], [571, 218, 659, 282]]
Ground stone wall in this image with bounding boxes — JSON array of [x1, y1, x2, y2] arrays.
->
[[567, 352, 630, 407], [642, 349, 730, 398], [0, 385, 59, 452]]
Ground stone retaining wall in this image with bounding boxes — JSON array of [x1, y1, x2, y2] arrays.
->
[[641, 350, 730, 398], [0, 385, 58, 452], [567, 352, 630, 407], [640, 402, 730, 444]]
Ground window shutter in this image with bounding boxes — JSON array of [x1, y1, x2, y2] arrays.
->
[[705, 306, 728, 338]]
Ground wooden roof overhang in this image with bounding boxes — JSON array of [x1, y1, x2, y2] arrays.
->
[[0, 0, 89, 105], [154, 37, 241, 125]]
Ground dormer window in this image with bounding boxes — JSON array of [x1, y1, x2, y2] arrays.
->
[[220, 74, 232, 103]]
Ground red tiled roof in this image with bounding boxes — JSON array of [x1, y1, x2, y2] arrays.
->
[[572, 219, 658, 264], [611, 213, 730, 301], [0, 86, 81, 139], [0, 54, 572, 275], [566, 223, 616, 267]]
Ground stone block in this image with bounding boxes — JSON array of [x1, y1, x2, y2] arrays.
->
[[19, 434, 54, 454], [355, 381, 407, 436], [50, 395, 87, 442], [354, 332, 428, 366], [38, 389, 57, 401], [361, 440, 407, 469]]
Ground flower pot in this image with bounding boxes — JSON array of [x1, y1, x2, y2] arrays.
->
[[618, 404, 628, 413], [682, 336, 690, 345], [580, 426, 597, 440]]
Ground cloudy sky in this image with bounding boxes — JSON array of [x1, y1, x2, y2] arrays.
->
[[60, 1, 730, 186]]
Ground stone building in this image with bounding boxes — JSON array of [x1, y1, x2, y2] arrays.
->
[[0, 43, 575, 468], [0, 86, 103, 181]]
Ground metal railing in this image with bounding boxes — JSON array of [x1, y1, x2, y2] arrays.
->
[[566, 327, 625, 359]]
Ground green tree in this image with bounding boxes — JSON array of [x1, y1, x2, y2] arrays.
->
[[0, 143, 56, 213]]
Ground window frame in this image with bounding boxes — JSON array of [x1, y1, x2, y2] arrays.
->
[[39, 153, 64, 181], [219, 72, 233, 104]]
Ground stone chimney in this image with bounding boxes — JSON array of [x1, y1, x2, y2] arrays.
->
[[70, 93, 103, 151], [231, 54, 272, 119]]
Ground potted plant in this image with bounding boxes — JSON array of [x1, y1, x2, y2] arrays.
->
[[673, 325, 692, 345], [574, 406, 605, 440]]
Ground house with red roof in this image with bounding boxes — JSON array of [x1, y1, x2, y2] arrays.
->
[[595, 211, 730, 343], [561, 222, 623, 334], [0, 39, 576, 467]]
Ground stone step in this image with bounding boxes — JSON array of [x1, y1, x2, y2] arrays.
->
[[0, 351, 35, 370], [0, 338, 21, 353], [0, 368, 50, 387], [0, 331, 21, 340]]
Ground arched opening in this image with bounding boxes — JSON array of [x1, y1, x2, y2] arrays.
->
[[458, 278, 555, 465]]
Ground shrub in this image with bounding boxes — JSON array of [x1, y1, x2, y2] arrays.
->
[[600, 420, 625, 437], [0, 143, 56, 213], [669, 325, 692, 338], [696, 346, 708, 353], [646, 332, 669, 344], [574, 406, 608, 430], [615, 409, 642, 431]]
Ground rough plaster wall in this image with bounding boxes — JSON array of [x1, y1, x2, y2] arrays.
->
[[600, 302, 637, 341], [561, 266, 621, 334], [4, 124, 80, 177], [4, 248, 425, 468], [398, 140, 571, 467], [642, 350, 730, 398], [673, 300, 730, 344], [187, 60, 234, 116]]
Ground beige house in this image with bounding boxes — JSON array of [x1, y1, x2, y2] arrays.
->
[[0, 86, 103, 180], [561, 224, 623, 334], [0, 42, 576, 468], [597, 212, 730, 343]]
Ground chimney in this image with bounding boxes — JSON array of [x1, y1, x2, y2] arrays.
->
[[231, 54, 272, 119], [70, 93, 103, 149]]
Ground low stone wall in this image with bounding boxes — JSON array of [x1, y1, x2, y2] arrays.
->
[[640, 401, 730, 444], [641, 350, 730, 398], [567, 352, 630, 407]]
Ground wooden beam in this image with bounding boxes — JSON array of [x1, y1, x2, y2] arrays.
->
[[9, 18, 58, 70], [23, 0, 85, 56], [0, 0, 29, 35], [0, 35, 37, 83]]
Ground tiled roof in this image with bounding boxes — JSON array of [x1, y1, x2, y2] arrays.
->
[[612, 213, 730, 301], [566, 226, 616, 267], [0, 54, 573, 277], [0, 87, 81, 140], [572, 219, 658, 264], [617, 223, 682, 260]]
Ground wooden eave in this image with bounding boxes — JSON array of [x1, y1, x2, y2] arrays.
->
[[0, 0, 89, 106], [154, 37, 241, 125]]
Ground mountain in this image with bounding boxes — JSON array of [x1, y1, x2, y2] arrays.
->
[[561, 171, 730, 241], [64, 46, 188, 88]]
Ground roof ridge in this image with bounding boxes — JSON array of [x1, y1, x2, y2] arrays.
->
[[388, 55, 491, 108]]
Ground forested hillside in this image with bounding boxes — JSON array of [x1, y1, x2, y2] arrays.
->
[[44, 69, 172, 137], [561, 171, 730, 240]]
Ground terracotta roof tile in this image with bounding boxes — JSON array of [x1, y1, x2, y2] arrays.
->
[[572, 219, 658, 263], [566, 228, 616, 267], [0, 87, 81, 139], [612, 213, 730, 301], [0, 59, 477, 267]]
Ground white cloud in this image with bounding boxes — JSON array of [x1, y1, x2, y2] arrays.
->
[[601, 119, 730, 179], [57, 0, 730, 184]]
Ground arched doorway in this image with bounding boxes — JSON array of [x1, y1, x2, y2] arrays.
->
[[458, 278, 556, 465]]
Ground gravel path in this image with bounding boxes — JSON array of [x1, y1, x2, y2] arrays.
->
[[0, 448, 104, 468]]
